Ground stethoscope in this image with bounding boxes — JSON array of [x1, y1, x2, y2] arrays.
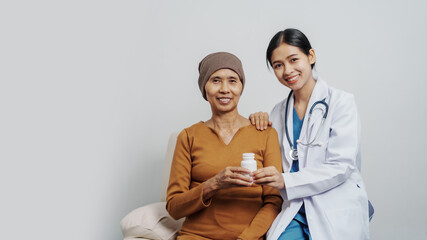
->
[[284, 90, 329, 160]]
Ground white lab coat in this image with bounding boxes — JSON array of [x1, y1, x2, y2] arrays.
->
[[267, 77, 369, 240]]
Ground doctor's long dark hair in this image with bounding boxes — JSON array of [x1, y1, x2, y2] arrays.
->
[[266, 28, 315, 69]]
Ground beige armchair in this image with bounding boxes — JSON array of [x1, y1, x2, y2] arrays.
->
[[121, 132, 184, 240]]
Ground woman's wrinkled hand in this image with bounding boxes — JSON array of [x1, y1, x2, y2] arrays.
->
[[213, 166, 253, 189], [203, 167, 253, 202], [249, 111, 271, 130], [251, 166, 285, 190]]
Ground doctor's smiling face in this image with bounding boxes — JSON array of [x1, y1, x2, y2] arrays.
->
[[271, 43, 316, 93], [205, 68, 242, 115]]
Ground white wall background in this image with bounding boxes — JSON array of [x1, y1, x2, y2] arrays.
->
[[1, 0, 426, 239]]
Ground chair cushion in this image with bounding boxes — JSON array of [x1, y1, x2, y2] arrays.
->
[[121, 202, 184, 240]]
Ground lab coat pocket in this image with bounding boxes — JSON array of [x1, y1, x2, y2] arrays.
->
[[304, 139, 328, 166], [324, 207, 368, 240]]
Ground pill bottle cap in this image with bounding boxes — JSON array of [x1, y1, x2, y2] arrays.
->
[[242, 153, 255, 160]]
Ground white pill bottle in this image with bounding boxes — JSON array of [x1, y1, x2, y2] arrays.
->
[[241, 153, 257, 175]]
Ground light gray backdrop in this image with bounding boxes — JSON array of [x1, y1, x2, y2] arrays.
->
[[1, 0, 426, 239]]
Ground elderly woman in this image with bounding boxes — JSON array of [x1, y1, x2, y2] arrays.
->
[[166, 52, 283, 240]]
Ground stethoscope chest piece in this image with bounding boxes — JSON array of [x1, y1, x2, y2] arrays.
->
[[289, 148, 298, 160]]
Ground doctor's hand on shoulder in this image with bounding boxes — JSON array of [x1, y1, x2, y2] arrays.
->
[[251, 166, 285, 190], [249, 111, 271, 130]]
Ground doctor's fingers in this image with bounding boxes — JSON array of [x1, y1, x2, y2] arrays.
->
[[254, 177, 284, 189], [249, 112, 270, 130], [260, 112, 271, 130], [252, 166, 280, 178], [249, 113, 256, 125], [253, 174, 285, 189], [258, 112, 270, 130]]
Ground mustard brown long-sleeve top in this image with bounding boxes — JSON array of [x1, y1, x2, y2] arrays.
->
[[166, 122, 283, 240]]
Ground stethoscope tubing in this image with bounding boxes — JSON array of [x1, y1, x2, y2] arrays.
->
[[284, 90, 329, 158], [284, 90, 294, 151]]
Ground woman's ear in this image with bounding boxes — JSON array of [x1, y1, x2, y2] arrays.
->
[[308, 49, 316, 65]]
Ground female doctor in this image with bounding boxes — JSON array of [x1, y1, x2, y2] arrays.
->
[[249, 28, 370, 240]]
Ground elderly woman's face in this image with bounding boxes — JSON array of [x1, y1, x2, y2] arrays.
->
[[205, 68, 242, 114]]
